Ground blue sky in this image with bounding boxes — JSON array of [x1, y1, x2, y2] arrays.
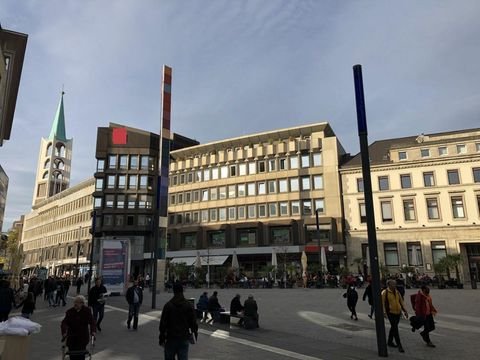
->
[[2, 0, 480, 229]]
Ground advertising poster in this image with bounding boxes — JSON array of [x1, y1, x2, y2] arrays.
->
[[100, 239, 130, 295]]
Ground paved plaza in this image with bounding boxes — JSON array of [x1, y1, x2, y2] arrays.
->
[[17, 286, 480, 360]]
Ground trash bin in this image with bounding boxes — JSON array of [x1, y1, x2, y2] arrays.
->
[[0, 335, 31, 360]]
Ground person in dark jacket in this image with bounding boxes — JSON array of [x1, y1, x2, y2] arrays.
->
[[45, 276, 56, 306], [17, 291, 36, 319], [76, 277, 84, 295], [243, 294, 259, 328], [414, 285, 437, 347], [55, 278, 66, 307], [125, 279, 143, 330], [346, 285, 359, 320], [159, 282, 198, 360], [88, 278, 107, 332], [230, 294, 244, 326], [206, 291, 222, 324], [196, 292, 209, 322], [61, 295, 96, 360], [362, 281, 374, 319], [64, 277, 71, 299], [0, 280, 15, 322]]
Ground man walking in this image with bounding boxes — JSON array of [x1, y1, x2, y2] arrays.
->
[[414, 285, 437, 347], [159, 282, 198, 360], [88, 278, 107, 332], [126, 279, 143, 330], [382, 279, 408, 353]]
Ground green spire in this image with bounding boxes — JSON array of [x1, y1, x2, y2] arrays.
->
[[48, 92, 67, 141]]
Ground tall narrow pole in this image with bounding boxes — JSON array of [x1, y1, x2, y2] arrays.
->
[[87, 211, 96, 293], [316, 209, 322, 284], [353, 64, 388, 357], [75, 226, 81, 278]]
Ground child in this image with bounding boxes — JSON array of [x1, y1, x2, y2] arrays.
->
[[17, 292, 35, 319]]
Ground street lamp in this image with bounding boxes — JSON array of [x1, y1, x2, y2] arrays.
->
[[315, 208, 323, 285]]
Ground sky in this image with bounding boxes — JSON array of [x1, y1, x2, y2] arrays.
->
[[1, 0, 480, 230]]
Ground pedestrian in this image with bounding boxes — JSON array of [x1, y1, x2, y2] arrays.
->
[[55, 278, 66, 307], [196, 291, 209, 322], [0, 280, 15, 322], [46, 276, 56, 306], [206, 291, 222, 324], [345, 284, 358, 320], [64, 276, 71, 299], [362, 280, 374, 319], [243, 294, 259, 329], [229, 294, 244, 326], [76, 277, 84, 295], [159, 282, 198, 360], [126, 279, 143, 330], [414, 285, 437, 347], [16, 291, 36, 319], [145, 273, 151, 288], [88, 278, 107, 332], [382, 279, 408, 353], [61, 295, 96, 360]]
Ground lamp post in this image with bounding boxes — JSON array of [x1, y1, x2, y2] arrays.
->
[[75, 226, 81, 279], [315, 209, 323, 284], [87, 211, 96, 293]]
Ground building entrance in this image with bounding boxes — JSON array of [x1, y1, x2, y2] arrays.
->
[[465, 244, 480, 284]]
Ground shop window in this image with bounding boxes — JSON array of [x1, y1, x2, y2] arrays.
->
[[237, 229, 256, 247], [384, 243, 399, 266], [431, 241, 447, 264]]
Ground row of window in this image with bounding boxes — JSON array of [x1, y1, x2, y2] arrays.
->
[[357, 167, 480, 192], [170, 152, 323, 186], [169, 198, 326, 225], [94, 194, 154, 209], [358, 194, 480, 224], [169, 175, 324, 205], [95, 175, 154, 191], [96, 214, 153, 228], [377, 241, 447, 267], [398, 142, 480, 160], [97, 155, 156, 172]]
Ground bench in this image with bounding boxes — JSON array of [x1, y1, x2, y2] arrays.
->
[[219, 311, 244, 326]]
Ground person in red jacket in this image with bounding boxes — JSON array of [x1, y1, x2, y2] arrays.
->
[[414, 285, 437, 347]]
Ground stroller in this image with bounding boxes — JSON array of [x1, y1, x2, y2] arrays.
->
[[62, 335, 95, 359]]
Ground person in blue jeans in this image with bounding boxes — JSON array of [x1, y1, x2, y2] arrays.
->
[[125, 279, 143, 330], [159, 282, 198, 360]]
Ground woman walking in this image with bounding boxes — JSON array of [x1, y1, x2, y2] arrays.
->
[[345, 283, 358, 320]]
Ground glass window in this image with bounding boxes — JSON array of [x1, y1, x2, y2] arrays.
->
[[208, 231, 225, 247], [258, 204, 267, 217], [127, 195, 136, 209], [279, 158, 287, 170], [269, 203, 277, 216], [456, 144, 466, 154], [94, 197, 102, 208], [108, 155, 117, 169], [187, 172, 193, 183], [118, 175, 126, 189], [407, 242, 423, 266], [258, 182, 266, 195], [248, 205, 256, 218], [400, 174, 412, 189], [381, 201, 393, 222], [107, 175, 115, 189], [301, 154, 310, 168], [271, 228, 291, 245], [279, 202, 289, 216], [239, 163, 247, 176], [476, 143, 480, 152], [210, 188, 218, 201], [238, 184, 246, 197], [228, 185, 236, 198], [315, 199, 325, 213], [279, 179, 288, 192], [140, 155, 149, 170], [420, 149, 430, 158], [313, 175, 323, 189], [95, 178, 103, 191], [201, 210, 209, 223], [268, 180, 276, 193], [473, 168, 480, 183], [229, 165, 237, 177], [212, 167, 219, 180], [398, 151, 407, 160], [192, 212, 199, 223], [210, 208, 217, 221], [378, 176, 389, 191], [201, 189, 209, 201], [423, 172, 435, 187], [403, 199, 416, 221], [170, 194, 176, 205], [117, 195, 125, 209], [171, 176, 178, 186], [219, 186, 227, 199], [289, 156, 298, 169], [290, 178, 299, 192], [195, 170, 202, 182], [238, 229, 256, 246], [431, 241, 447, 264], [313, 153, 322, 167], [258, 161, 266, 173], [129, 155, 138, 170], [180, 174, 185, 184], [177, 193, 183, 204], [426, 198, 440, 219], [169, 214, 175, 225], [228, 207, 236, 220], [97, 159, 105, 172], [451, 196, 465, 218], [302, 200, 312, 215], [359, 203, 366, 223], [269, 159, 276, 171], [291, 201, 300, 215], [248, 162, 256, 175], [447, 169, 460, 185], [105, 195, 114, 208], [138, 194, 148, 208], [128, 175, 137, 189], [301, 176, 311, 191], [438, 147, 448, 156], [384, 243, 399, 266], [357, 178, 364, 192], [193, 191, 200, 202], [103, 215, 113, 226], [247, 182, 256, 196], [119, 155, 128, 169], [219, 208, 227, 221], [181, 233, 197, 249], [238, 206, 246, 219], [220, 166, 228, 179], [139, 175, 148, 189], [203, 168, 210, 181]]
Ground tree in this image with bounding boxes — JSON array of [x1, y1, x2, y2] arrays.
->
[[5, 229, 24, 277], [440, 254, 463, 282]]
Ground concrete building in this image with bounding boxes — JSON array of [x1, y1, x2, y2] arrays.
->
[[0, 165, 7, 233], [166, 122, 347, 280], [340, 129, 480, 284]]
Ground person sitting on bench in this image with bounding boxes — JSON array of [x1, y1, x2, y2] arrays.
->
[[243, 294, 259, 329], [207, 291, 222, 324], [230, 294, 244, 326], [196, 292, 209, 322]]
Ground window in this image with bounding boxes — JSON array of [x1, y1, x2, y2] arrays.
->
[[239, 163, 247, 176], [473, 168, 480, 183], [209, 231, 226, 247], [201, 189, 209, 201], [258, 182, 266, 195], [407, 242, 423, 266], [238, 229, 256, 246], [95, 178, 104, 191], [119, 155, 128, 169], [170, 194, 176, 205], [219, 208, 227, 221], [423, 172, 435, 187], [238, 184, 246, 197], [219, 186, 227, 199], [211, 167, 219, 180], [107, 175, 115, 189], [451, 196, 465, 218], [138, 215, 152, 226], [398, 151, 407, 160], [302, 200, 312, 215], [396, 175, 410, 190], [103, 215, 113, 226], [315, 199, 325, 213], [169, 214, 175, 225], [108, 155, 117, 169], [138, 195, 149, 208], [220, 166, 228, 179], [177, 193, 183, 204], [97, 159, 105, 171], [313, 153, 322, 167], [238, 206, 246, 219], [195, 170, 202, 182], [384, 243, 399, 266], [476, 143, 480, 152], [268, 180, 276, 193], [290, 178, 299, 192], [140, 155, 149, 170], [128, 175, 137, 189], [118, 175, 126, 189], [258, 204, 267, 217], [477, 195, 480, 216], [247, 182, 256, 196], [291, 201, 300, 215], [203, 168, 210, 181], [210, 187, 218, 201], [279, 202, 289, 216], [378, 176, 389, 191], [192, 212, 199, 223], [301, 176, 311, 191], [247, 205, 256, 218], [130, 155, 138, 169], [279, 179, 288, 192], [420, 149, 430, 158], [426, 198, 440, 219], [301, 154, 310, 168], [313, 175, 323, 189], [187, 172, 193, 183], [180, 174, 185, 184], [271, 228, 291, 245], [201, 210, 209, 223], [139, 175, 148, 189], [181, 233, 197, 249], [210, 209, 217, 221], [403, 199, 416, 221], [94, 198, 102, 208], [228, 185, 236, 198], [127, 195, 136, 209], [171, 175, 178, 186], [269, 203, 277, 216], [456, 144, 466, 154], [431, 241, 447, 264], [248, 162, 256, 175], [228, 207, 236, 220], [193, 191, 200, 202], [258, 161, 266, 173], [279, 158, 287, 170], [229, 165, 237, 177], [359, 203, 366, 223], [269, 159, 276, 171], [448, 169, 460, 185], [357, 178, 364, 192], [289, 156, 299, 169], [381, 201, 393, 222], [105, 195, 114, 208], [438, 146, 448, 156], [117, 195, 125, 209]]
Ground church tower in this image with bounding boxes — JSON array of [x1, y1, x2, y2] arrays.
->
[[32, 92, 72, 206]]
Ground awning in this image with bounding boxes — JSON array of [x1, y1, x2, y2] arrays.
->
[[169, 255, 229, 266], [170, 257, 196, 266]]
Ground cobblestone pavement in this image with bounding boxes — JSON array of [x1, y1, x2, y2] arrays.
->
[[18, 286, 480, 359]]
